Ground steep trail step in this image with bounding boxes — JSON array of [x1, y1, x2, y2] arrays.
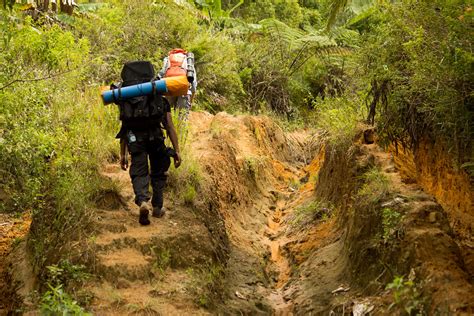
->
[[86, 163, 214, 315]]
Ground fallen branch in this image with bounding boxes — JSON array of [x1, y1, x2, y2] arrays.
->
[[0, 70, 73, 91]]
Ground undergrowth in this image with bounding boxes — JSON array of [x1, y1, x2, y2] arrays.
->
[[41, 284, 90, 315], [381, 207, 402, 242], [167, 145, 203, 206], [40, 260, 92, 314], [314, 96, 362, 147], [356, 168, 390, 206], [151, 246, 172, 276], [288, 199, 332, 232], [186, 262, 224, 308], [0, 10, 118, 285], [386, 275, 425, 315]]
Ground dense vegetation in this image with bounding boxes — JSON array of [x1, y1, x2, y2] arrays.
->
[[0, 0, 472, 311]]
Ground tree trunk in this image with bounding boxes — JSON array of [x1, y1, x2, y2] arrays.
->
[[60, 0, 74, 15]]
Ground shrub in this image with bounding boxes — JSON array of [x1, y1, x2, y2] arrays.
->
[[381, 207, 402, 241], [386, 275, 424, 315], [237, 36, 291, 114], [273, 0, 304, 28], [314, 96, 361, 146], [151, 247, 171, 274], [71, 1, 198, 82], [232, 0, 276, 23], [183, 184, 197, 205], [0, 10, 118, 278], [41, 284, 90, 315], [167, 144, 203, 205], [186, 263, 224, 308], [185, 30, 244, 112], [288, 200, 332, 231], [357, 1, 473, 164]]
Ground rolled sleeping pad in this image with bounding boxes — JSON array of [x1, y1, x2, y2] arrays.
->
[[101, 76, 189, 105]]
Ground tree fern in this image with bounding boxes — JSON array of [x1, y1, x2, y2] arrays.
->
[[260, 18, 306, 51], [260, 18, 338, 55]]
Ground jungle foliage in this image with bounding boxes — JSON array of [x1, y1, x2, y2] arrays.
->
[[357, 0, 473, 165]]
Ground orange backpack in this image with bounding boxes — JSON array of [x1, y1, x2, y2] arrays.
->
[[165, 48, 188, 78]]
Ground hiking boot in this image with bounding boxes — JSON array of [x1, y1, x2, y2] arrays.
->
[[139, 201, 151, 226], [152, 206, 167, 218]]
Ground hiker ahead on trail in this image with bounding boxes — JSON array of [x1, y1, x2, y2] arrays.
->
[[159, 48, 197, 138], [114, 61, 182, 226]]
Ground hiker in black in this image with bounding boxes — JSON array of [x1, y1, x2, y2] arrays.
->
[[114, 61, 181, 226]]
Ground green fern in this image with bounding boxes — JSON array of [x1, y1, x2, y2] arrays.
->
[[261, 19, 337, 50], [260, 18, 344, 74]]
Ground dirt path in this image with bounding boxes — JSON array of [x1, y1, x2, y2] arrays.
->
[[83, 111, 319, 314], [186, 112, 327, 314], [264, 194, 294, 314], [3, 112, 471, 315], [86, 163, 214, 315]]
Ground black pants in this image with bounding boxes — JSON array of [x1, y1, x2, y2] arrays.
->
[[128, 139, 171, 209]]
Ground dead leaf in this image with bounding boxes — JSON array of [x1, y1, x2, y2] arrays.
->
[[235, 291, 246, 300]]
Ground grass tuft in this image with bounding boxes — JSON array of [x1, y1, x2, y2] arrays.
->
[[287, 200, 332, 232]]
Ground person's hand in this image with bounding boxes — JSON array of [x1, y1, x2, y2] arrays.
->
[[120, 155, 128, 170], [173, 152, 182, 168]]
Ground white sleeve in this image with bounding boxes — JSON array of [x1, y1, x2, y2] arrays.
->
[[190, 65, 197, 93], [158, 57, 169, 78]]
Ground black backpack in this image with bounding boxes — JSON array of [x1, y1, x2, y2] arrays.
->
[[113, 61, 166, 129]]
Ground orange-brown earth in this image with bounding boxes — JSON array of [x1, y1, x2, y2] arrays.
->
[[0, 212, 31, 314], [1, 113, 472, 315], [391, 140, 474, 277], [287, 135, 473, 314]]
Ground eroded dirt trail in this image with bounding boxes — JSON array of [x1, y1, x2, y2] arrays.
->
[[187, 112, 324, 314], [2, 111, 473, 314], [264, 194, 295, 314], [84, 111, 320, 314]]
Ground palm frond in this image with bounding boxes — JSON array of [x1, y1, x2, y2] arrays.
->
[[258, 18, 354, 78]]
